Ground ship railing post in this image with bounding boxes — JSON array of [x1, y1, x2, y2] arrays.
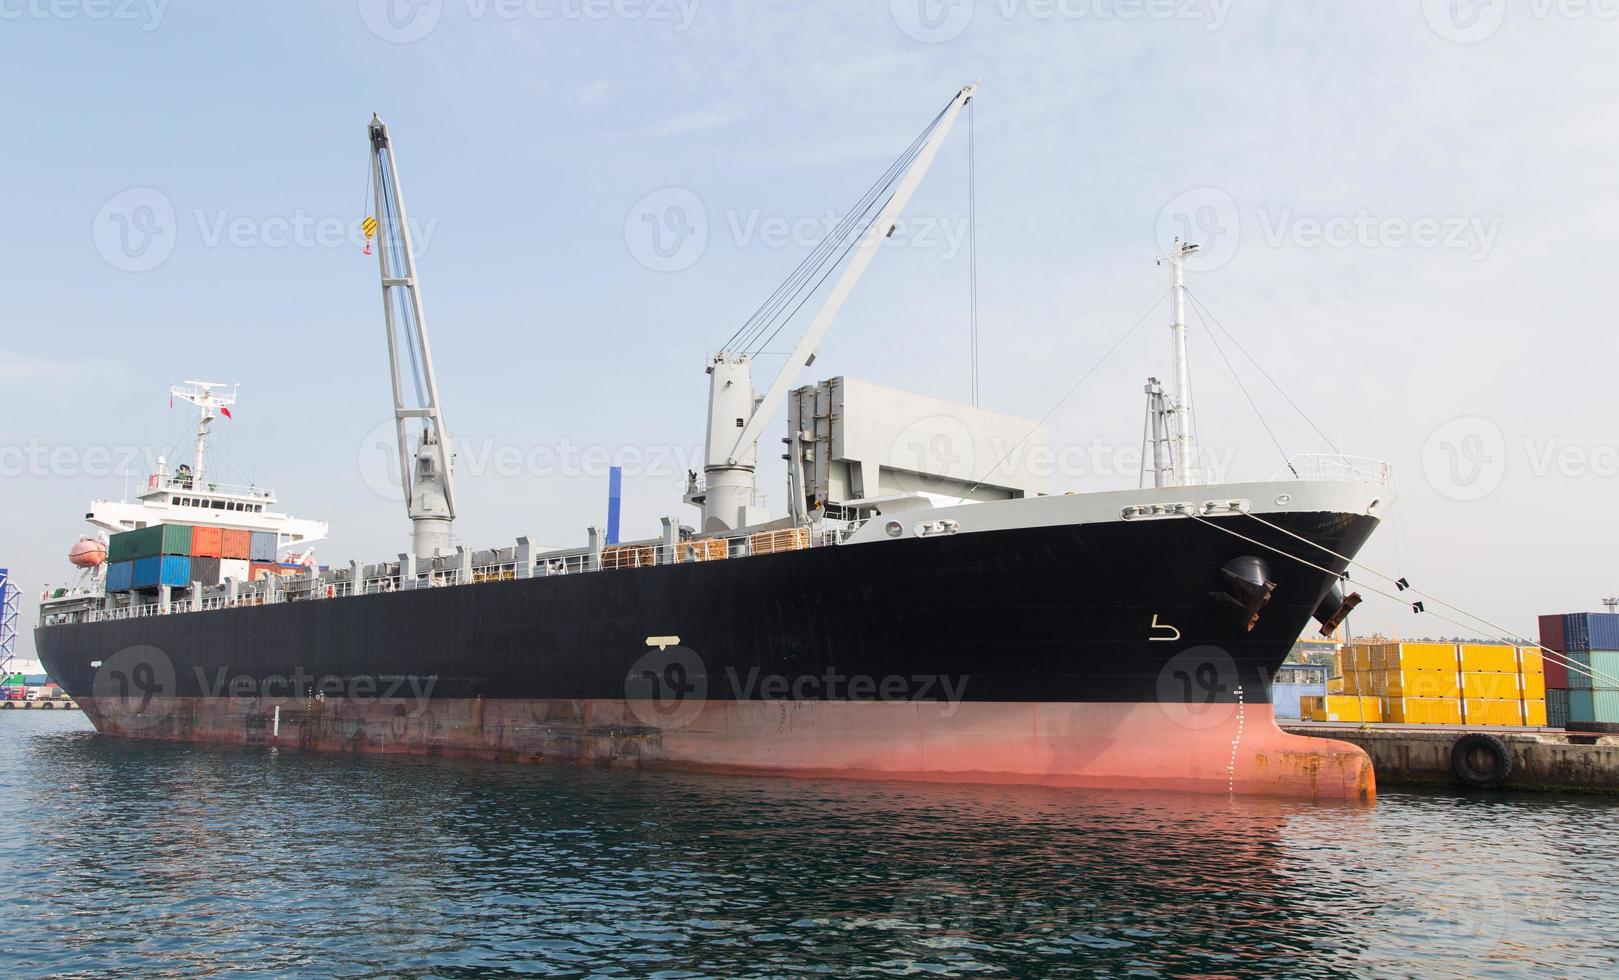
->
[[158, 585, 170, 615], [455, 546, 472, 586], [660, 517, 677, 565], [349, 561, 360, 596], [399, 553, 418, 590], [587, 527, 603, 572], [227, 577, 239, 604], [191, 581, 202, 613], [515, 536, 534, 579]]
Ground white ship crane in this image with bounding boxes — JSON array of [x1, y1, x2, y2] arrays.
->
[[688, 83, 977, 532], [368, 114, 457, 559]]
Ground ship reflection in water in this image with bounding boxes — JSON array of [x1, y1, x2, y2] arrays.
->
[[3, 712, 1615, 977]]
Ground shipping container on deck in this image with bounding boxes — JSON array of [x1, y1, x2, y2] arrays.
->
[[191, 526, 223, 558], [1539, 614, 1566, 653], [107, 531, 137, 564], [1588, 651, 1619, 689], [1565, 613, 1590, 652], [220, 558, 251, 583], [132, 554, 193, 591], [220, 529, 251, 560], [1561, 612, 1619, 651], [105, 560, 134, 593], [249, 531, 278, 562], [1569, 689, 1596, 725], [190, 557, 222, 587], [1565, 651, 1595, 690], [1384, 698, 1463, 725], [1548, 689, 1571, 729], [1462, 699, 1526, 726], [118, 523, 193, 560], [1595, 615, 1619, 650], [1544, 650, 1570, 689], [1460, 643, 1517, 673], [1595, 689, 1619, 724]]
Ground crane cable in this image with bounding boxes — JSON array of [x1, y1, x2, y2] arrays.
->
[[1184, 288, 1341, 454], [968, 94, 979, 407], [716, 99, 954, 358], [1189, 301, 1296, 477], [954, 288, 1173, 503]]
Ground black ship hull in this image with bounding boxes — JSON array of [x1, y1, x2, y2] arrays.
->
[[37, 507, 1380, 800]]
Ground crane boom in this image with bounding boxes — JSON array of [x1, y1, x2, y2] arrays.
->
[[692, 83, 977, 532], [727, 84, 976, 463], [369, 114, 457, 558]]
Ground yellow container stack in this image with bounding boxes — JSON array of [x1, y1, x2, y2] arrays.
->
[[1311, 641, 1549, 727]]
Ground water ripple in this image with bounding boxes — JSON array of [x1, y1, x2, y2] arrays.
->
[[3, 711, 1617, 977]]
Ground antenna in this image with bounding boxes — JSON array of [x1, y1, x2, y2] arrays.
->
[[169, 381, 237, 488], [1604, 597, 1618, 614], [369, 115, 457, 559]]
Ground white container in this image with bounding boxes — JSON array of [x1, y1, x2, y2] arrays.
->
[[220, 558, 252, 584]]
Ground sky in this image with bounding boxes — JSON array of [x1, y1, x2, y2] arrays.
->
[[2, 1, 1617, 662]]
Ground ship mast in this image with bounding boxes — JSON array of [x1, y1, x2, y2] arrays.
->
[[1162, 239, 1200, 486], [170, 381, 236, 488], [368, 114, 457, 559]]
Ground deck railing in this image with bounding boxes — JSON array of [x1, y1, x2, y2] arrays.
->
[[68, 522, 831, 624], [1273, 454, 1395, 488]]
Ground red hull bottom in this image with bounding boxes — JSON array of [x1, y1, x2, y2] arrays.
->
[[82, 697, 1376, 803]]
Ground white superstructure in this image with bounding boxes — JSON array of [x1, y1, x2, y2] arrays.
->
[[82, 382, 327, 553]]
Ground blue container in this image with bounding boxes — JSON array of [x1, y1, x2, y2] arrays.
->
[[132, 555, 192, 590], [1564, 613, 1590, 652], [105, 561, 134, 593], [1561, 612, 1619, 652], [1548, 689, 1570, 729], [1592, 614, 1619, 651], [249, 531, 277, 562]]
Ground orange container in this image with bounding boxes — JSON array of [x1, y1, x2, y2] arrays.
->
[[220, 529, 251, 560], [191, 526, 224, 558]]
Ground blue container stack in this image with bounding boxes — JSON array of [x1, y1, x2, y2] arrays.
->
[[131, 555, 193, 591], [1555, 612, 1619, 727]]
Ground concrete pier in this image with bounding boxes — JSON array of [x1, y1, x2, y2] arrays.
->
[[1286, 723, 1619, 793], [0, 700, 79, 711]]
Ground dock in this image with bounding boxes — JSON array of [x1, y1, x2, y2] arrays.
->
[[1287, 722, 1619, 793]]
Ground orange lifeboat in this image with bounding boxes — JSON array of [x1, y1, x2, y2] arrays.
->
[[69, 536, 108, 568]]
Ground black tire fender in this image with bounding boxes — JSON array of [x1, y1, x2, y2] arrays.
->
[[1451, 733, 1513, 789]]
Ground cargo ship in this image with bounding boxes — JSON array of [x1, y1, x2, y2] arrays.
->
[[36, 89, 1392, 801]]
